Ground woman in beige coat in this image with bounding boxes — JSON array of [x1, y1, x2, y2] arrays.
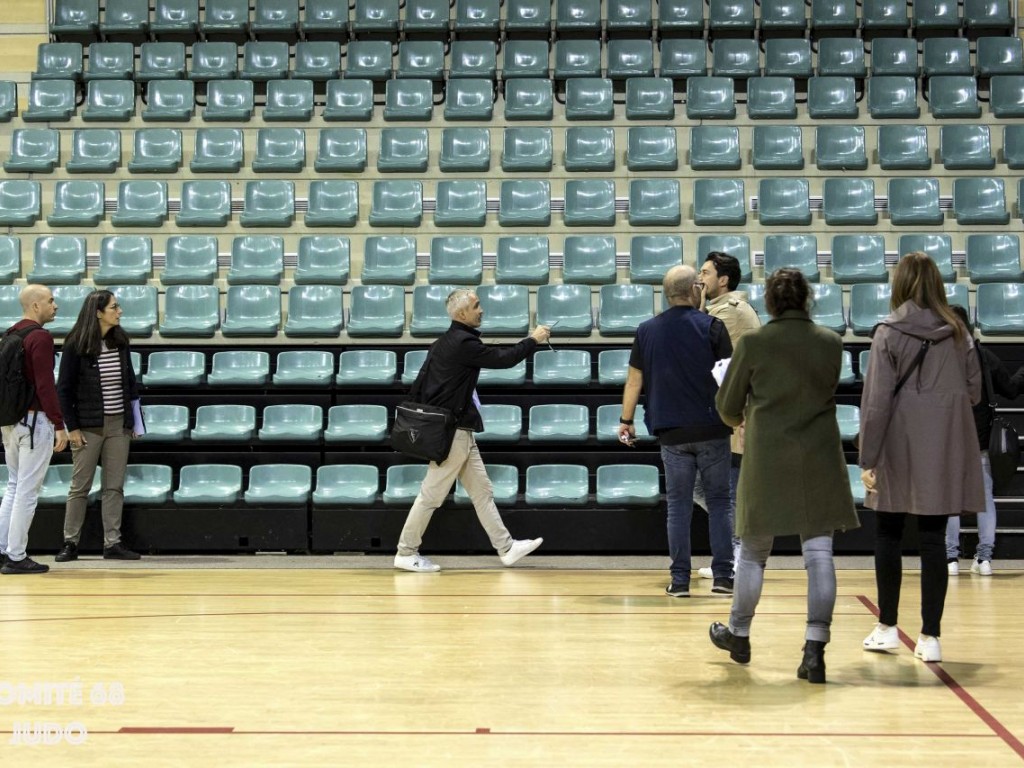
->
[[860, 253, 984, 663], [709, 269, 859, 684]]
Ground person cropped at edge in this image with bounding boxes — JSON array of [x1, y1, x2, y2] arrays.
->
[[708, 269, 858, 684], [860, 252, 985, 664], [394, 289, 551, 573], [55, 290, 142, 562], [945, 304, 1024, 577], [1, 285, 69, 575], [694, 251, 762, 580], [618, 264, 734, 598]]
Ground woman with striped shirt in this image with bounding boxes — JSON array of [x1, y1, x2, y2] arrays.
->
[[55, 290, 142, 562]]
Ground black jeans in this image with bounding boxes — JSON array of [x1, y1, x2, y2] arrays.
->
[[875, 512, 949, 638]]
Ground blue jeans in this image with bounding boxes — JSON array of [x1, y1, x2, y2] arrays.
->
[[661, 438, 733, 585], [946, 452, 996, 562], [694, 460, 741, 554]]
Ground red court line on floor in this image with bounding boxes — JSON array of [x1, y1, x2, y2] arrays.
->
[[857, 594, 1024, 762], [119, 727, 234, 734]]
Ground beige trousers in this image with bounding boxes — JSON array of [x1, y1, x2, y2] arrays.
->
[[397, 429, 514, 556], [64, 414, 130, 547]]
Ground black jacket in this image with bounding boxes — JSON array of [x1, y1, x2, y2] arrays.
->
[[410, 321, 538, 431], [972, 342, 1024, 449], [57, 342, 139, 432]]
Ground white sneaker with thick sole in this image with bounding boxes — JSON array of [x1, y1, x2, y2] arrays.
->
[[914, 635, 942, 662], [947, 560, 960, 576], [863, 623, 901, 651], [499, 538, 543, 567], [698, 567, 714, 579], [971, 559, 993, 576], [394, 554, 441, 573]]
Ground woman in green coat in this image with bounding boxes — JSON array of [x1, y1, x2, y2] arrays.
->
[[708, 269, 860, 684]]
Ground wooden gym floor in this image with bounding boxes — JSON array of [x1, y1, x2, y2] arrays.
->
[[1, 563, 1022, 766]]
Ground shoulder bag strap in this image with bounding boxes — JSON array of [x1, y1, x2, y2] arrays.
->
[[893, 338, 931, 396]]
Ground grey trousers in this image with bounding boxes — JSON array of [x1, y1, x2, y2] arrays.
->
[[397, 429, 514, 557], [729, 531, 837, 643], [64, 414, 131, 548]]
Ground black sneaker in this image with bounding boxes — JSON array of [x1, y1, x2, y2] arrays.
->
[[103, 542, 141, 560], [2, 556, 50, 575], [55, 541, 79, 562], [665, 582, 690, 598], [712, 578, 734, 595]]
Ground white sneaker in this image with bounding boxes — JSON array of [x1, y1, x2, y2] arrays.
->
[[499, 538, 543, 567], [394, 553, 441, 573], [948, 560, 960, 576], [863, 623, 900, 651], [971, 559, 993, 576], [914, 635, 942, 662], [698, 567, 714, 579]]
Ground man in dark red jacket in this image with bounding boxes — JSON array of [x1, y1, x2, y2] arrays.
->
[[1, 285, 68, 575]]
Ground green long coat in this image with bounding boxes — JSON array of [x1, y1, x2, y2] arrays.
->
[[715, 310, 860, 538]]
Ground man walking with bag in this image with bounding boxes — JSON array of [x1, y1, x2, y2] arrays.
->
[[1, 285, 69, 574], [394, 289, 550, 573]]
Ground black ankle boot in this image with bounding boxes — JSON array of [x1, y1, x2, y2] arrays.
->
[[797, 640, 827, 684]]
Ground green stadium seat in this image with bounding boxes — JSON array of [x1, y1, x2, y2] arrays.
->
[[499, 180, 550, 226], [940, 125, 994, 169], [928, 76, 981, 118], [240, 41, 289, 80], [478, 284, 530, 334], [161, 236, 218, 285], [221, 285, 281, 337], [383, 465, 429, 506], [47, 181, 105, 228], [563, 77, 613, 121], [495, 237, 549, 285], [192, 405, 257, 441], [898, 234, 954, 281], [629, 179, 681, 226], [305, 181, 359, 228], [502, 40, 549, 79], [536, 284, 593, 335], [659, 39, 706, 79], [379, 127, 429, 172], [400, 349, 428, 385], [283, 286, 344, 337], [608, 40, 655, 80], [626, 127, 678, 171], [815, 125, 866, 170], [351, 0, 399, 35], [712, 39, 760, 79], [923, 38, 972, 76], [23, 80, 76, 122], [404, 0, 450, 35], [658, 0, 703, 34], [138, 43, 187, 81], [809, 282, 845, 333], [189, 42, 238, 80], [818, 39, 865, 77], [294, 236, 350, 286], [450, 42, 496, 79], [975, 37, 1024, 77], [48, 286, 94, 336], [273, 350, 336, 385], [627, 77, 676, 120], [142, 80, 195, 122], [190, 129, 243, 174], [505, 0, 551, 32], [0, 181, 41, 226], [33, 42, 83, 80], [129, 129, 182, 173], [991, 76, 1024, 118], [741, 283, 769, 324], [476, 407, 522, 443], [502, 127, 553, 171], [347, 285, 406, 337], [838, 350, 855, 385], [102, 0, 149, 39], [239, 180, 295, 227], [313, 465, 379, 506], [832, 234, 887, 284], [82, 80, 136, 122], [0, 82, 17, 122], [429, 236, 483, 283], [28, 236, 87, 284], [764, 235, 820, 281], [444, 79, 494, 121], [173, 465, 243, 505], [293, 41, 341, 80], [758, 178, 811, 225], [227, 235, 283, 284], [866, 76, 920, 119], [1005, 126, 1024, 170], [264, 79, 314, 121], [887, 177, 942, 226], [689, 126, 740, 171], [563, 236, 616, 283], [208, 351, 270, 386], [84, 42, 134, 80], [709, 0, 755, 30], [52, 0, 100, 41], [685, 77, 734, 119], [411, 284, 457, 336], [850, 283, 892, 335], [345, 41, 393, 81], [325, 406, 388, 445], [112, 284, 157, 336], [245, 465, 312, 504], [760, 0, 806, 31], [564, 180, 617, 226], [201, 0, 249, 39], [454, 0, 500, 36], [913, 0, 960, 30], [556, 0, 601, 32], [0, 285, 21, 325], [143, 350, 206, 386], [746, 76, 797, 119], [629, 236, 683, 284], [877, 125, 930, 170], [763, 39, 812, 78], [533, 349, 591, 386], [324, 79, 374, 121], [252, 128, 305, 173], [871, 38, 919, 76], [505, 79, 553, 120], [528, 404, 589, 442], [977, 283, 1024, 335], [397, 41, 444, 80], [835, 404, 860, 442], [863, 0, 909, 30], [38, 465, 98, 506], [810, 0, 857, 30], [123, 464, 173, 505], [597, 349, 630, 386], [953, 178, 1009, 224], [525, 464, 589, 506], [822, 178, 878, 226], [336, 349, 397, 385], [361, 236, 417, 284], [564, 127, 615, 172], [0, 238, 20, 283], [94, 236, 151, 284], [554, 40, 602, 80], [808, 76, 858, 118], [384, 79, 434, 121], [693, 179, 746, 226], [599, 284, 654, 335], [315, 128, 367, 173], [203, 79, 255, 121], [966, 234, 1022, 283], [752, 125, 804, 170], [597, 464, 660, 506], [252, 0, 299, 40], [66, 129, 120, 174], [963, 0, 1013, 31], [159, 285, 220, 336]]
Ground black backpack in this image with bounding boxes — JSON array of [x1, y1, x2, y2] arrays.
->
[[0, 325, 46, 427]]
